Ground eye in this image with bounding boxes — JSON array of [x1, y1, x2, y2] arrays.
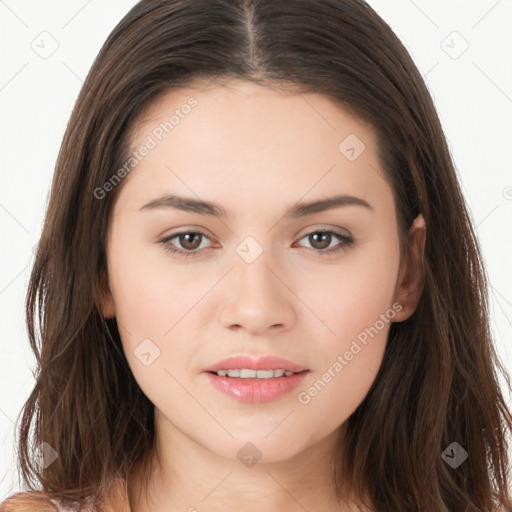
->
[[160, 229, 214, 258], [294, 229, 354, 255], [159, 228, 354, 258]]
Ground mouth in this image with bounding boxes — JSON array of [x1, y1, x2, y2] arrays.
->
[[208, 368, 305, 379], [205, 368, 310, 403], [203, 355, 309, 402], [203, 354, 309, 375]]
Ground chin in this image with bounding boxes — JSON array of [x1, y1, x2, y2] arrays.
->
[[202, 430, 314, 465]]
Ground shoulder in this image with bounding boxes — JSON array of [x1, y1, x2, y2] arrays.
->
[[0, 478, 128, 512], [0, 492, 92, 512], [0, 491, 58, 511]]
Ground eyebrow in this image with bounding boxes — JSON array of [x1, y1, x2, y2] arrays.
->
[[139, 193, 374, 218]]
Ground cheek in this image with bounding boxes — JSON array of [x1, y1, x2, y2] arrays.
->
[[296, 235, 400, 341], [106, 234, 200, 405], [295, 296, 392, 442], [291, 239, 399, 429], [107, 227, 205, 338], [304, 267, 393, 385]]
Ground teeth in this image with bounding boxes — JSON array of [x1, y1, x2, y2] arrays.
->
[[215, 369, 296, 378]]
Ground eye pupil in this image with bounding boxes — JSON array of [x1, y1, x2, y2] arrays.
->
[[180, 233, 202, 250], [310, 232, 331, 250]]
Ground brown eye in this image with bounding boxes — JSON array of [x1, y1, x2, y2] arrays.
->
[[296, 230, 354, 255], [177, 232, 203, 251], [307, 232, 332, 250], [160, 230, 213, 258]]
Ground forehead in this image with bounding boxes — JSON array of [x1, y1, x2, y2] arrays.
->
[[118, 79, 392, 216], [134, 78, 374, 146]]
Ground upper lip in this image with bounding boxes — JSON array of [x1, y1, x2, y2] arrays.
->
[[204, 355, 309, 373]]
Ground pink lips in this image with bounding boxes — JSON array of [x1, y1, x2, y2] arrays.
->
[[204, 355, 308, 373], [203, 355, 309, 403]]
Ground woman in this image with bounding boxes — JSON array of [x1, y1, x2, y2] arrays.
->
[[1, 0, 511, 511]]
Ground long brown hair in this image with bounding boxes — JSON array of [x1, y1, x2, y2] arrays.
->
[[2, 0, 511, 511]]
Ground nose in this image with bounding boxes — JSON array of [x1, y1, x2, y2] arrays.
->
[[218, 247, 296, 335]]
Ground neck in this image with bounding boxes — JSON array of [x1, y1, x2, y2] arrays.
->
[[125, 423, 367, 512]]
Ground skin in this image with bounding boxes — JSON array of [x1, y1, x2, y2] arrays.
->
[[101, 78, 426, 512]]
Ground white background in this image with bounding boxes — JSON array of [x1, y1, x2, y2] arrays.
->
[[1, 0, 511, 499]]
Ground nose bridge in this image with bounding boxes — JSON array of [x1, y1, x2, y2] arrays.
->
[[233, 233, 282, 299], [219, 234, 295, 332]]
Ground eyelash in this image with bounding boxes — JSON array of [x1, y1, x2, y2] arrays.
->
[[159, 229, 354, 259]]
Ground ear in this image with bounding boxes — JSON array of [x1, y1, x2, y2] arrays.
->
[[98, 270, 116, 319], [392, 213, 426, 323]]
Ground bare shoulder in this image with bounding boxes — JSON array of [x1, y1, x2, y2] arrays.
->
[[0, 491, 58, 511], [0, 479, 128, 512], [0, 491, 93, 512]]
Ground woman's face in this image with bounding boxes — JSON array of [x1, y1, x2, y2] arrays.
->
[[102, 79, 424, 463]]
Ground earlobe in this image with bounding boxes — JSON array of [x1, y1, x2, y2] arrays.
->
[[392, 213, 426, 323], [98, 271, 116, 319]]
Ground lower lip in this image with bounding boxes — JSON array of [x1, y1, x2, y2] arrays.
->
[[205, 371, 309, 403]]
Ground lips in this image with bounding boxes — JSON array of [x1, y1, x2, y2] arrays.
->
[[206, 370, 309, 403], [203, 355, 309, 373]]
